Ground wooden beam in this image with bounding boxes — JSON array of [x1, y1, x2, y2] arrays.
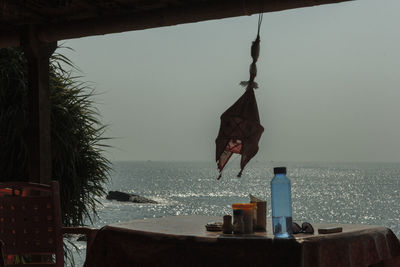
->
[[0, 0, 352, 47], [0, 28, 20, 48], [21, 26, 57, 184], [39, 0, 352, 42]]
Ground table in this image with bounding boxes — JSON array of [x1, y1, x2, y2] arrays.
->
[[83, 216, 400, 267]]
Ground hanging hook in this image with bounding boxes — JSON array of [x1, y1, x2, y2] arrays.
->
[[242, 0, 249, 15]]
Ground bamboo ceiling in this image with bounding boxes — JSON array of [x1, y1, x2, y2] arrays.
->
[[0, 0, 352, 48]]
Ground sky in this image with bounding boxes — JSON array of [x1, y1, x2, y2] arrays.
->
[[61, 0, 400, 163]]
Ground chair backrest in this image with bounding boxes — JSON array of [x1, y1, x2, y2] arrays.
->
[[0, 181, 64, 267]]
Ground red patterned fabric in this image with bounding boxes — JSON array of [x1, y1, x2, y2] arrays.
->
[[215, 88, 264, 179]]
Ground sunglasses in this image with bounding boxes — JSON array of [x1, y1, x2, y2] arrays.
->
[[292, 222, 314, 234]]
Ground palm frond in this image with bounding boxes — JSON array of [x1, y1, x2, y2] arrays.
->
[[0, 46, 111, 228]]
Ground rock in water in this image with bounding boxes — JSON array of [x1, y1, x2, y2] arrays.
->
[[106, 191, 130, 201], [106, 191, 158, 204]]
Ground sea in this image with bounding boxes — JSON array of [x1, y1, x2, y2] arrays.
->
[[69, 160, 400, 266]]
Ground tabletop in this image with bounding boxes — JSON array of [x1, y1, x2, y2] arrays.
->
[[84, 215, 400, 267], [105, 215, 383, 239]]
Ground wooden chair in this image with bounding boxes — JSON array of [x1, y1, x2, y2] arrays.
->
[[0, 181, 97, 267]]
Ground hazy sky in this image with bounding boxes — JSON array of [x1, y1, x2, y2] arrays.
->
[[62, 0, 400, 163]]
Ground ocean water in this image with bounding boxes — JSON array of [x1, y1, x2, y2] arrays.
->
[[70, 160, 400, 266]]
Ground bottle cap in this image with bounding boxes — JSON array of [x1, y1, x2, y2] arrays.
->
[[273, 167, 286, 174]]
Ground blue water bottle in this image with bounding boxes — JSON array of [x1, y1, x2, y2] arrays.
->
[[271, 167, 293, 238]]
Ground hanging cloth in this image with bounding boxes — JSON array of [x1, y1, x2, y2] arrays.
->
[[215, 14, 264, 179]]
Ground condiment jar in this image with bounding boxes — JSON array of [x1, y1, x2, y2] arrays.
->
[[232, 203, 254, 234], [233, 209, 244, 234], [222, 215, 233, 234]]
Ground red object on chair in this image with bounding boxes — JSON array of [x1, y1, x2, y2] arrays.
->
[[0, 181, 97, 267]]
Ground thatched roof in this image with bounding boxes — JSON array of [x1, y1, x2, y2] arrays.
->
[[0, 0, 351, 47]]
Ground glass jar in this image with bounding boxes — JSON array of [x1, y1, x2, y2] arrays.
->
[[232, 203, 254, 234]]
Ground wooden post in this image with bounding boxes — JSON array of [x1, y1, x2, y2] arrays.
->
[[21, 26, 57, 184]]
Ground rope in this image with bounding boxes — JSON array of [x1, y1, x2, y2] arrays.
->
[[257, 13, 263, 36], [240, 13, 263, 90]]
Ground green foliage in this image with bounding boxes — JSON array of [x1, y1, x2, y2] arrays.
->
[[0, 47, 110, 226]]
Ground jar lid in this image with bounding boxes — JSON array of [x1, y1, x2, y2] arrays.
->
[[232, 203, 255, 210]]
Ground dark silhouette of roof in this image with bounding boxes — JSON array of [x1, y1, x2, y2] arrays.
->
[[0, 0, 351, 48]]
